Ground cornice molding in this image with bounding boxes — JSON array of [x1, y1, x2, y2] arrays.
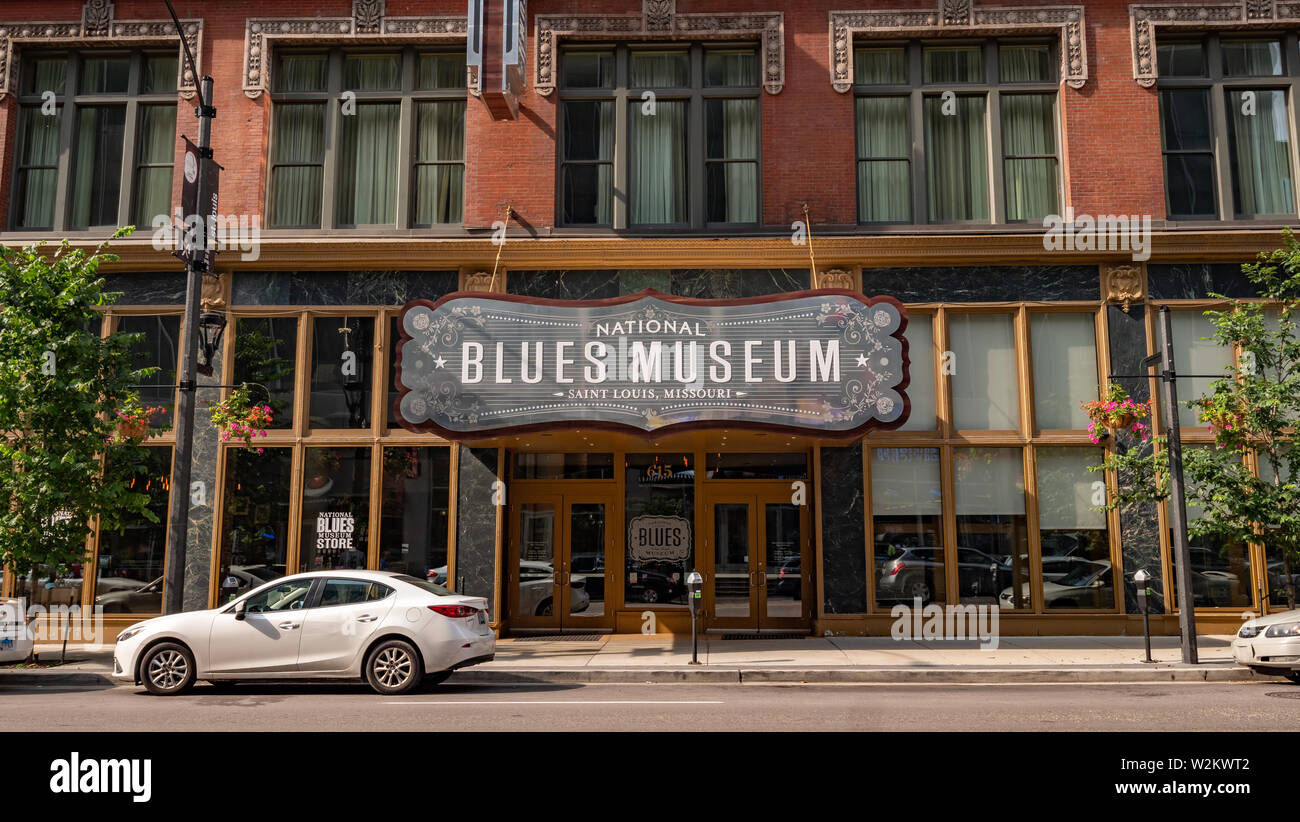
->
[[242, 0, 467, 99], [0, 1, 203, 100], [536, 0, 785, 96], [1130, 1, 1300, 87], [54, 230, 1286, 272], [829, 1, 1088, 92]]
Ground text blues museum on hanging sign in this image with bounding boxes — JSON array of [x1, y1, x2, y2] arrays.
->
[[393, 289, 911, 438]]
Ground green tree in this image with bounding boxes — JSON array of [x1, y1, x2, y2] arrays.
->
[[0, 236, 159, 582]]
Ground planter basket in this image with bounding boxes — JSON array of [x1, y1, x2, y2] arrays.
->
[[117, 419, 148, 440]]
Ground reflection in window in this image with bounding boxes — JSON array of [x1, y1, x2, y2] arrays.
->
[[95, 446, 172, 613], [1174, 446, 1253, 608], [218, 448, 293, 602], [705, 452, 807, 480], [116, 314, 180, 428], [872, 446, 945, 605], [625, 454, 693, 607], [310, 316, 373, 429], [379, 447, 450, 582], [233, 317, 297, 430], [513, 453, 615, 479], [1258, 452, 1298, 607], [299, 447, 371, 571], [954, 448, 1029, 608], [1036, 447, 1114, 610], [949, 313, 1019, 430]]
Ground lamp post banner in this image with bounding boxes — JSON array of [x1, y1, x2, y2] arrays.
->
[[393, 288, 910, 438]]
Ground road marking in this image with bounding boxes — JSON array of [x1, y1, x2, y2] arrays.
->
[[385, 699, 726, 705]]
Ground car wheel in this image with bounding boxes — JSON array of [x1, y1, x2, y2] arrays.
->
[[140, 642, 196, 696], [642, 587, 660, 604], [365, 639, 423, 695], [1285, 671, 1300, 685], [536, 598, 553, 617], [905, 578, 932, 605]]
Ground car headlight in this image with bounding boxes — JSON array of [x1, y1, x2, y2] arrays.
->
[[1238, 624, 1260, 638], [116, 625, 146, 643], [1264, 621, 1300, 638]]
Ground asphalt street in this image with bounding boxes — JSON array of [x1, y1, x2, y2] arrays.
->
[[3, 680, 1299, 731]]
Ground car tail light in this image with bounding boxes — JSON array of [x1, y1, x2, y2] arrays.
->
[[889, 562, 905, 577], [429, 605, 478, 619]]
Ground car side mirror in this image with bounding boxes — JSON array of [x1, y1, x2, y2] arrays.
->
[[234, 599, 247, 621]]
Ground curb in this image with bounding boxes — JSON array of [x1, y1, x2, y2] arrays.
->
[[0, 671, 115, 687], [451, 666, 1282, 684]]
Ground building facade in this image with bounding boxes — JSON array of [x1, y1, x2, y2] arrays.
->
[[1, 0, 1296, 638]]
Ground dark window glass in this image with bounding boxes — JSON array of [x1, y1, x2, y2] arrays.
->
[[143, 54, 178, 93], [1157, 41, 1206, 77], [1222, 39, 1283, 76], [1036, 448, 1114, 610], [417, 53, 467, 89], [116, 314, 180, 428], [275, 53, 327, 92], [513, 453, 615, 480], [22, 56, 67, 95], [923, 45, 983, 83], [16, 106, 62, 229], [705, 453, 808, 480], [343, 54, 401, 90], [625, 454, 694, 607], [379, 447, 451, 581], [80, 55, 130, 93], [310, 316, 373, 429], [69, 105, 126, 228], [413, 101, 466, 225], [630, 51, 689, 86], [561, 50, 614, 88], [269, 102, 325, 228], [300, 447, 372, 571], [319, 578, 392, 607], [854, 47, 906, 85], [561, 100, 614, 225], [218, 448, 293, 602], [999, 44, 1053, 83], [872, 447, 945, 606], [95, 445, 172, 612], [705, 98, 758, 223], [705, 49, 759, 86], [954, 448, 1029, 609], [1160, 89, 1216, 217], [133, 104, 177, 227], [233, 317, 298, 430]]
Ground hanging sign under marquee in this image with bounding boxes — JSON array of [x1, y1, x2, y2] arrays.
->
[[393, 289, 910, 438]]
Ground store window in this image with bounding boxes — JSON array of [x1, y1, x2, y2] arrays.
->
[[1035, 447, 1115, 610], [116, 314, 180, 428], [514, 453, 615, 479], [1030, 312, 1098, 430], [1173, 445, 1253, 608], [625, 453, 694, 606], [1165, 310, 1232, 429], [558, 44, 761, 229], [853, 41, 1060, 224], [1157, 35, 1296, 219], [948, 313, 1020, 430], [217, 448, 293, 602], [94, 445, 172, 613], [309, 316, 373, 429], [232, 317, 298, 429], [268, 49, 466, 228], [1258, 452, 1298, 607], [299, 447, 371, 571], [954, 447, 1029, 608], [872, 446, 945, 605], [899, 313, 937, 430], [705, 452, 807, 480], [12, 50, 178, 231], [378, 447, 450, 581]]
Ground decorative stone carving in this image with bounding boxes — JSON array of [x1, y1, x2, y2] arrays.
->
[[1130, 2, 1300, 87], [243, 6, 467, 98], [0, 1, 203, 100], [463, 271, 499, 293], [1105, 263, 1144, 313], [829, 2, 1088, 92], [536, 0, 785, 95], [816, 268, 855, 290]]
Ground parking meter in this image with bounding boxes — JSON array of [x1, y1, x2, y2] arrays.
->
[[1134, 569, 1153, 663], [686, 571, 703, 665]]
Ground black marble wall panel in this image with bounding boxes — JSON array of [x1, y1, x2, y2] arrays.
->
[[1107, 304, 1165, 614], [455, 446, 500, 618], [820, 444, 867, 615], [1147, 263, 1256, 300], [860, 265, 1099, 302], [183, 330, 223, 611], [102, 273, 187, 305], [507, 269, 811, 300], [231, 271, 457, 305]]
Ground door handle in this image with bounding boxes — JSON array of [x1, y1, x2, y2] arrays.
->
[[277, 622, 299, 630], [356, 615, 378, 623]]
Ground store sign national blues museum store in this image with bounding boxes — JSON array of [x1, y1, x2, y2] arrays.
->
[[394, 289, 911, 438]]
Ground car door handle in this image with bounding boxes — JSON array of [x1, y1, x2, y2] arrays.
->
[[277, 622, 300, 630], [355, 615, 378, 623]]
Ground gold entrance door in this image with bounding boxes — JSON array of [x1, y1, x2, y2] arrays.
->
[[704, 487, 810, 632], [508, 490, 616, 631]]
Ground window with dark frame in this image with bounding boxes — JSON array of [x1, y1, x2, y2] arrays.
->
[[1157, 33, 1298, 220], [267, 48, 466, 230], [11, 50, 178, 232], [853, 40, 1061, 226], [558, 43, 761, 230]]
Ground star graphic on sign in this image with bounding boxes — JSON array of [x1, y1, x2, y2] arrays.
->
[[433, 356, 447, 369], [855, 354, 870, 368]]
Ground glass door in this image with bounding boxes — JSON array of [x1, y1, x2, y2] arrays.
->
[[563, 495, 614, 628], [509, 490, 615, 631], [706, 489, 809, 631], [711, 497, 757, 628], [760, 499, 806, 627]]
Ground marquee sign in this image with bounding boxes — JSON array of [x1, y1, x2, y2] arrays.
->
[[393, 289, 910, 438]]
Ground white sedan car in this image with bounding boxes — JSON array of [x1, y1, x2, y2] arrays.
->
[[1233, 608, 1300, 683], [112, 571, 494, 696]]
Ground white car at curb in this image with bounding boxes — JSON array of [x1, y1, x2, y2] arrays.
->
[[1233, 608, 1300, 683], [112, 570, 494, 696], [0, 597, 33, 664]]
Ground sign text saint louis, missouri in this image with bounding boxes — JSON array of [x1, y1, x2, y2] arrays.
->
[[394, 289, 910, 437]]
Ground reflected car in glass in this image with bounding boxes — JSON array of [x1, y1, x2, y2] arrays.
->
[[112, 570, 494, 696], [999, 560, 1113, 609], [518, 561, 591, 616]]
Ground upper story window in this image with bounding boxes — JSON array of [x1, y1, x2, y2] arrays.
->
[[11, 50, 178, 232], [1157, 34, 1298, 220], [853, 40, 1060, 225], [558, 44, 761, 230], [267, 49, 466, 230]]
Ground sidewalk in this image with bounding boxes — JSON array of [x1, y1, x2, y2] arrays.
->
[[3, 634, 1288, 686]]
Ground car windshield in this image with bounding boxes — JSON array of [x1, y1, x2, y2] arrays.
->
[[393, 575, 451, 596], [1058, 563, 1104, 587]]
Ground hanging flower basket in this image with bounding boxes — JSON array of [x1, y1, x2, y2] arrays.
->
[[209, 383, 274, 453], [111, 394, 165, 444], [1081, 383, 1152, 444]]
